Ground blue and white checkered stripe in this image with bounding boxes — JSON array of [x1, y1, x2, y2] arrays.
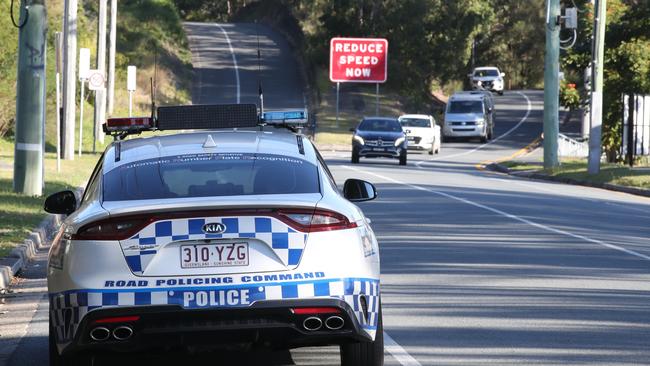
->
[[121, 216, 307, 274], [50, 278, 380, 344]]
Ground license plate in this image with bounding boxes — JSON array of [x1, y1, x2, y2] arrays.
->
[[180, 243, 249, 268], [372, 147, 385, 151]]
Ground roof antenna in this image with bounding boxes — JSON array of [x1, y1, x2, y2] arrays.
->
[[150, 47, 158, 124], [256, 21, 264, 117]]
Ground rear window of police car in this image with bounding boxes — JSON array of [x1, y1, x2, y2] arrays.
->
[[103, 153, 319, 201]]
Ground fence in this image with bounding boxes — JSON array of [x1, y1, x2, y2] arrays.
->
[[621, 94, 650, 166]]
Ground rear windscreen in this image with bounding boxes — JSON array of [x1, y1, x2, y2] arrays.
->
[[103, 153, 320, 201]]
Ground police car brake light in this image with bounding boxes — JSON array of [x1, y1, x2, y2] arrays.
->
[[104, 117, 154, 132], [277, 209, 357, 232], [262, 110, 308, 125]]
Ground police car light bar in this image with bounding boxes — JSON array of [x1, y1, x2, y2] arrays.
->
[[262, 110, 308, 125], [104, 117, 154, 133]]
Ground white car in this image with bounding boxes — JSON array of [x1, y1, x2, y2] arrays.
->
[[45, 105, 383, 366], [398, 114, 441, 155], [468, 66, 505, 95]]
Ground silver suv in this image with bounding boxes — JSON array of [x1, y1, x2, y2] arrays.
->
[[468, 67, 505, 95]]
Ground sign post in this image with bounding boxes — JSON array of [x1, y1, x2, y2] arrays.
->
[[88, 69, 106, 153], [329, 38, 388, 125], [127, 66, 137, 117], [55, 32, 63, 172], [78, 48, 91, 156]]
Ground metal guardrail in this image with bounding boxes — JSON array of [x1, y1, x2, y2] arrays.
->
[[558, 133, 589, 157]]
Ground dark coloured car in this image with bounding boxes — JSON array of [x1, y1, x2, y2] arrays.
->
[[350, 117, 408, 165]]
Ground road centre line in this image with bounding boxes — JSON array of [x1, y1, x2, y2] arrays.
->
[[384, 331, 423, 366], [344, 165, 650, 262], [416, 91, 533, 167], [214, 23, 240, 103]]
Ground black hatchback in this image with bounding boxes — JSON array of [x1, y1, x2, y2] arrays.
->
[[350, 117, 408, 165]]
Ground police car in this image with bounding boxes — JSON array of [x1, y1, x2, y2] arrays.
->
[[45, 104, 383, 365]]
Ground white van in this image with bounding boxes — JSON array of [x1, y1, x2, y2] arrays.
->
[[443, 92, 494, 143]]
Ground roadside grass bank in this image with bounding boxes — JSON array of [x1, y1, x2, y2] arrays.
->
[[0, 0, 192, 258], [0, 139, 99, 258], [500, 158, 650, 191]]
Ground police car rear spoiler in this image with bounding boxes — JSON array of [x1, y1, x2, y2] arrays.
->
[[103, 104, 308, 139]]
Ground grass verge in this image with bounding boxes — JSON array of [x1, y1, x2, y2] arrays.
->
[[503, 158, 650, 190], [0, 138, 99, 258]]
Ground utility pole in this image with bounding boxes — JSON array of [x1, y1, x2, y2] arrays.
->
[[107, 0, 117, 115], [14, 0, 47, 196], [543, 0, 560, 169], [588, 0, 607, 174], [94, 0, 108, 149], [62, 0, 77, 160]]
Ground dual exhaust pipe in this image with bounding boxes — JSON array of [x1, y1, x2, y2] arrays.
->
[[90, 325, 133, 342], [302, 316, 345, 331]]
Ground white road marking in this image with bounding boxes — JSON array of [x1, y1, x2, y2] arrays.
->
[[214, 23, 240, 103], [416, 91, 533, 167], [384, 331, 423, 366], [345, 166, 650, 262]]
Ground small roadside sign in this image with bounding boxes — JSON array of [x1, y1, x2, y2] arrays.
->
[[79, 48, 91, 81], [330, 38, 388, 83], [127, 66, 137, 91], [87, 70, 106, 91]]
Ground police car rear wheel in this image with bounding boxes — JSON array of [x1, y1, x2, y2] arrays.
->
[[340, 305, 384, 366]]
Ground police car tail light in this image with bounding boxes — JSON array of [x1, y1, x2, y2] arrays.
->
[[277, 209, 357, 232], [73, 216, 152, 240], [292, 307, 341, 315]]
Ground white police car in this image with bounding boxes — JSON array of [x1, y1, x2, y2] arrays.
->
[[45, 104, 383, 365]]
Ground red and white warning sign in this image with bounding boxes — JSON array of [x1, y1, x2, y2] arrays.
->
[[87, 70, 106, 91], [329, 38, 388, 83]]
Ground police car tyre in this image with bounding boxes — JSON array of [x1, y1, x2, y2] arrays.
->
[[340, 304, 384, 366], [429, 142, 435, 155], [480, 134, 488, 143]]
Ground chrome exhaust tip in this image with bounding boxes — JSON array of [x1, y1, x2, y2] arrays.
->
[[302, 316, 323, 331], [112, 326, 134, 341], [89, 327, 110, 342], [325, 316, 345, 330]]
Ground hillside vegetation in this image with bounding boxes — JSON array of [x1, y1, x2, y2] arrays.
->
[[0, 0, 192, 150]]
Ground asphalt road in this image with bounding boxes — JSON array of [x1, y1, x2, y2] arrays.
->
[[1, 23, 649, 366]]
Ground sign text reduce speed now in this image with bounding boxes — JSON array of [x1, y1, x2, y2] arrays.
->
[[330, 38, 388, 83]]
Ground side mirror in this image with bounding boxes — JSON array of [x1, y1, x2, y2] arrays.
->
[[349, 127, 356, 132], [343, 179, 377, 202], [44, 190, 77, 215], [500, 72, 505, 77]]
